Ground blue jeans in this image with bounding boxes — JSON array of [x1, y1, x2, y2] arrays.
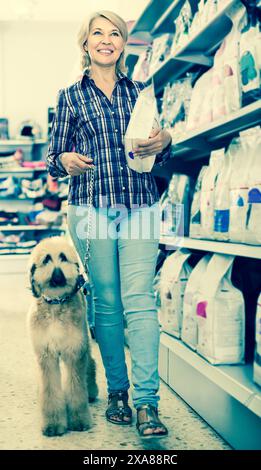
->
[[67, 203, 161, 409]]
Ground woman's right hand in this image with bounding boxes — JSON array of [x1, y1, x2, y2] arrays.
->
[[60, 152, 95, 176]]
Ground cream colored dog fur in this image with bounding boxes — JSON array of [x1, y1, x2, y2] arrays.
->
[[27, 236, 98, 436]]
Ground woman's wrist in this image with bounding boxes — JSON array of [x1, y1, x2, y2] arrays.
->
[[162, 130, 172, 149]]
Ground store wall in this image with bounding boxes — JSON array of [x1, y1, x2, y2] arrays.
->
[[0, 20, 84, 138], [0, 0, 149, 139]]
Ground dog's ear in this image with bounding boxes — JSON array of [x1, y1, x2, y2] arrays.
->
[[30, 263, 41, 298]]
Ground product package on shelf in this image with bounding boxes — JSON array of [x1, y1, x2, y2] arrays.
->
[[182, 254, 212, 351], [196, 254, 245, 364], [149, 34, 174, 76], [160, 173, 194, 238], [153, 249, 168, 311], [213, 139, 238, 241], [189, 0, 219, 38], [244, 127, 261, 245], [189, 166, 208, 238], [186, 2, 247, 131], [200, 149, 225, 239], [253, 292, 261, 387], [159, 249, 192, 338], [132, 46, 152, 82], [186, 69, 213, 130], [124, 84, 159, 173], [229, 126, 261, 244], [171, 0, 193, 55], [239, 7, 261, 106], [159, 74, 195, 140]]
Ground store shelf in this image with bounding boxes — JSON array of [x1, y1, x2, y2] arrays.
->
[[159, 332, 261, 449], [159, 235, 261, 259], [0, 137, 48, 144], [0, 167, 46, 178], [161, 332, 261, 417], [33, 139, 48, 144], [130, 0, 175, 42], [175, 101, 261, 146], [151, 0, 184, 36], [0, 225, 65, 231], [170, 101, 261, 159], [146, 51, 211, 94], [146, 0, 236, 93]]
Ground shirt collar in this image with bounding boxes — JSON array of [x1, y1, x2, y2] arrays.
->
[[80, 68, 132, 86]]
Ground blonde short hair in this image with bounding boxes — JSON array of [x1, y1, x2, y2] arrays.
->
[[77, 10, 128, 76]]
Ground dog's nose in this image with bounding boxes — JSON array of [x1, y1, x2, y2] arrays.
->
[[50, 268, 66, 287]]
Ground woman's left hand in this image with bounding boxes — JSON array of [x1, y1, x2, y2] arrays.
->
[[133, 129, 172, 158]]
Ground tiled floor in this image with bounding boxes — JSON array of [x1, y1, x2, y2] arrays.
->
[[0, 272, 231, 451]]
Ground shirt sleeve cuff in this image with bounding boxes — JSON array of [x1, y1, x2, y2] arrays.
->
[[154, 140, 172, 167], [55, 153, 69, 177]]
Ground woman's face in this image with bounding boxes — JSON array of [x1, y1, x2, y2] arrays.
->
[[86, 17, 125, 70]]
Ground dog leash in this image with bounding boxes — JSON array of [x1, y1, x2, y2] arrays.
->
[[83, 166, 95, 278]]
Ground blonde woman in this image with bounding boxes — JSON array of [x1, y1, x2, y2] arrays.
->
[[47, 10, 172, 439]]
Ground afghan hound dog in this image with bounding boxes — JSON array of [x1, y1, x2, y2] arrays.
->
[[28, 236, 98, 436]]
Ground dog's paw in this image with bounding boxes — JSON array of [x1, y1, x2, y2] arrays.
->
[[68, 418, 91, 432], [42, 423, 67, 437]]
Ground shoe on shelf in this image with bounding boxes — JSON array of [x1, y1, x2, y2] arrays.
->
[[0, 177, 20, 198], [22, 161, 46, 169], [136, 404, 168, 439], [106, 390, 133, 426], [0, 155, 22, 170], [21, 178, 46, 199], [35, 209, 63, 227], [0, 211, 19, 226]]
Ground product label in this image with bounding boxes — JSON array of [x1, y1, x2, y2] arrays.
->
[[248, 188, 261, 204], [196, 301, 207, 318], [214, 209, 230, 232]]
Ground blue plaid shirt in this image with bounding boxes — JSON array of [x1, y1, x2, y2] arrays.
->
[[46, 71, 172, 208]]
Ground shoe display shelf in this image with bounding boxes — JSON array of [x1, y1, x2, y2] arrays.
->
[[132, 0, 261, 450], [0, 167, 46, 179], [0, 141, 65, 270], [0, 224, 66, 275], [0, 165, 48, 212], [0, 139, 48, 162]]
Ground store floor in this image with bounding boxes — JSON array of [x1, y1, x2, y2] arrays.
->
[[0, 272, 231, 451]]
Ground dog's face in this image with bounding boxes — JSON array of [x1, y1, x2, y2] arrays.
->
[[29, 236, 80, 299]]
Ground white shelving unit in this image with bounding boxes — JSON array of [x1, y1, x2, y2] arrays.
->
[[129, 0, 176, 42], [0, 225, 65, 231], [146, 0, 238, 93], [159, 333, 261, 450], [0, 167, 46, 178], [160, 236, 261, 260], [0, 139, 64, 264], [132, 0, 261, 450], [151, 0, 185, 36], [171, 101, 261, 159]]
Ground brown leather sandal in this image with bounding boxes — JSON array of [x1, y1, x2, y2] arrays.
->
[[136, 404, 168, 439], [106, 390, 133, 426]]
